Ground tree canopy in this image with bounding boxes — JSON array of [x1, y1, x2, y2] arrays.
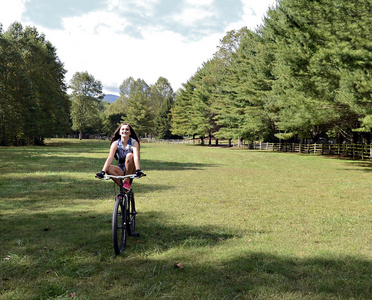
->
[[4, 0, 372, 145], [170, 0, 372, 144], [70, 71, 104, 139], [0, 22, 69, 145]]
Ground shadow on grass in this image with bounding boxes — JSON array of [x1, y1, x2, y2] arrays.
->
[[1, 152, 213, 174], [1, 142, 370, 299], [1, 208, 370, 299], [346, 161, 372, 172], [140, 158, 216, 171]]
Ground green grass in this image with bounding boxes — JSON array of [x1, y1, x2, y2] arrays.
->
[[0, 139, 371, 299]]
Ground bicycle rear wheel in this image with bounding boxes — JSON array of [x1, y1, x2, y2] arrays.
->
[[112, 195, 127, 255]]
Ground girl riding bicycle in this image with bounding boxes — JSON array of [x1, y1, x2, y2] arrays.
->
[[95, 123, 144, 189]]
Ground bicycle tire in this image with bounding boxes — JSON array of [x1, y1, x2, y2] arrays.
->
[[112, 195, 127, 255], [128, 191, 136, 235]]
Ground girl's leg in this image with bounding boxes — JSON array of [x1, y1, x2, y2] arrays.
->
[[124, 153, 135, 185], [107, 165, 124, 186]]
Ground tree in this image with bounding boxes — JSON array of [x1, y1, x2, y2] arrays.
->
[[124, 92, 153, 137], [211, 28, 267, 145], [119, 77, 153, 136], [189, 59, 221, 144], [70, 71, 104, 139], [154, 95, 173, 139], [101, 98, 127, 136], [171, 79, 198, 137], [151, 77, 174, 138], [263, 0, 372, 142], [0, 25, 26, 145], [0, 22, 69, 145]]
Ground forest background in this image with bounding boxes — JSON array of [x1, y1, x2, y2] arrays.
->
[[1, 0, 372, 146]]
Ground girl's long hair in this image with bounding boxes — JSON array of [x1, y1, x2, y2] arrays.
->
[[110, 123, 140, 148]]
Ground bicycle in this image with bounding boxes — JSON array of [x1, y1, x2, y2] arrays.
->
[[101, 173, 145, 255]]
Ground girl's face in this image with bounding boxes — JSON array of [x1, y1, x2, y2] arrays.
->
[[120, 125, 131, 137]]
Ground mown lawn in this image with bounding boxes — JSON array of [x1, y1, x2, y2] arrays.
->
[[0, 139, 371, 299]]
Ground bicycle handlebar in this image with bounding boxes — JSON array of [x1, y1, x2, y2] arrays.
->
[[101, 173, 146, 180]]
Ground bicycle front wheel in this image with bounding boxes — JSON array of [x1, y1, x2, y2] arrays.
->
[[128, 191, 136, 235], [112, 195, 127, 255]]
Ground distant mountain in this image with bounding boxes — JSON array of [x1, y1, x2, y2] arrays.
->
[[103, 94, 119, 103]]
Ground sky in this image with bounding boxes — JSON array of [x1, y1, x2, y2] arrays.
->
[[0, 0, 276, 95]]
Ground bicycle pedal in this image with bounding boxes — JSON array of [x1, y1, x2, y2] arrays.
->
[[131, 232, 140, 237]]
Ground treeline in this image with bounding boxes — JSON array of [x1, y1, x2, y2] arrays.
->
[[3, 0, 372, 146], [0, 22, 70, 145], [0, 22, 176, 145], [100, 76, 176, 139], [70, 73, 176, 140], [171, 0, 372, 144]]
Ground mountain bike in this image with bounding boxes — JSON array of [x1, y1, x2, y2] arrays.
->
[[101, 173, 145, 255]]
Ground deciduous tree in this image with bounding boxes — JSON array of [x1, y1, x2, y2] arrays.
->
[[70, 71, 104, 139]]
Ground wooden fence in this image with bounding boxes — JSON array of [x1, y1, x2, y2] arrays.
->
[[142, 138, 372, 160], [241, 142, 372, 160]]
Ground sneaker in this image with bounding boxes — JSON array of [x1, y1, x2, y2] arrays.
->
[[123, 180, 131, 191]]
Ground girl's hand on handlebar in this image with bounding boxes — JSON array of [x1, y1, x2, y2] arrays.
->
[[136, 169, 146, 178], [95, 171, 105, 179]]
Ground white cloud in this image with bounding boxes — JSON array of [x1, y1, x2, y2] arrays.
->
[[172, 8, 214, 27], [0, 0, 278, 95], [226, 0, 277, 31], [107, 0, 159, 17], [0, 0, 29, 30], [61, 10, 129, 35], [47, 16, 220, 94], [185, 0, 214, 6]]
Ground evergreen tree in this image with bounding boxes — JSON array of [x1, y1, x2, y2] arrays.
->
[[190, 59, 220, 144], [263, 0, 372, 142], [154, 96, 173, 139], [171, 79, 198, 137]]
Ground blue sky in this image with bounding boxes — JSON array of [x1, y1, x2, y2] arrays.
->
[[0, 0, 276, 95]]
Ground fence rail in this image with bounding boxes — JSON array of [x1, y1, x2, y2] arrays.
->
[[242, 142, 372, 160], [57, 136, 372, 160], [142, 138, 372, 160]]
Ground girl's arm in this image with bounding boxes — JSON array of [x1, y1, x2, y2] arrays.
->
[[102, 142, 118, 172], [132, 140, 141, 170]]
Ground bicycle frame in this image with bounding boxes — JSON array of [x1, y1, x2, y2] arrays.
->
[[100, 173, 144, 255]]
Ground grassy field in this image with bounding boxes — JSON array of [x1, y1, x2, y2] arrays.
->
[[0, 139, 371, 299]]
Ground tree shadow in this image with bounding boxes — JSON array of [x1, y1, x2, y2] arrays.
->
[[1, 143, 370, 299], [0, 207, 372, 299], [1, 208, 370, 299], [140, 158, 216, 171], [345, 161, 372, 172]]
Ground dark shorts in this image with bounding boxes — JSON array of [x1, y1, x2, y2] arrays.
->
[[118, 164, 126, 174]]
